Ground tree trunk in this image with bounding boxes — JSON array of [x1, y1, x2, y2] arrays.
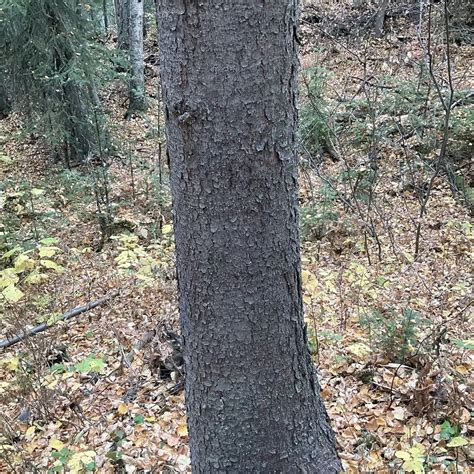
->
[[114, 0, 130, 50], [63, 82, 92, 165], [127, 0, 146, 115], [87, 80, 112, 155], [0, 81, 11, 119], [157, 2, 341, 472], [103, 0, 109, 32], [375, 0, 389, 38]]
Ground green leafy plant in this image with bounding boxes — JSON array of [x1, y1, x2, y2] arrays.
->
[[396, 444, 426, 473], [106, 429, 126, 468], [112, 233, 159, 283], [453, 339, 474, 350], [360, 307, 427, 363], [74, 355, 105, 374], [440, 420, 459, 440], [50, 441, 72, 473], [0, 238, 64, 304], [133, 414, 145, 425]]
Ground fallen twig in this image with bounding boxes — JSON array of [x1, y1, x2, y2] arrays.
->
[[0, 290, 119, 350]]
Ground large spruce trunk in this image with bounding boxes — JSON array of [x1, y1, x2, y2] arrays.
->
[[157, 1, 341, 472]]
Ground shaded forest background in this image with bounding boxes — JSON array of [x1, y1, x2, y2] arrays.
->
[[0, 0, 473, 472]]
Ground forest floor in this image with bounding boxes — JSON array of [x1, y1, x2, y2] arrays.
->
[[0, 2, 473, 473]]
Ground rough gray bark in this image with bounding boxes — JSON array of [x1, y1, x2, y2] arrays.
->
[[103, 0, 109, 32], [375, 0, 389, 37], [114, 0, 130, 50], [127, 0, 146, 114], [157, 1, 341, 472], [63, 82, 92, 165]]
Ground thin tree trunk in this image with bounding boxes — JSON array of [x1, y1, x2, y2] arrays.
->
[[375, 0, 389, 37], [87, 80, 112, 154], [143, 7, 148, 39], [157, 1, 341, 472], [114, 0, 130, 50], [63, 82, 92, 164], [103, 0, 109, 32], [127, 0, 146, 115]]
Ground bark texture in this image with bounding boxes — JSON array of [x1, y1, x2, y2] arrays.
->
[[127, 0, 146, 114], [374, 0, 389, 38], [114, 0, 130, 50], [103, 0, 109, 32], [157, 1, 341, 472], [63, 82, 91, 164]]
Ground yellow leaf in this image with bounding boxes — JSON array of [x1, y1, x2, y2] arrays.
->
[[49, 438, 65, 451], [0, 444, 14, 453], [25, 426, 36, 439], [347, 342, 371, 359], [455, 365, 468, 375], [306, 279, 318, 292], [396, 444, 426, 473], [2, 246, 22, 259], [40, 260, 64, 273], [117, 403, 128, 415], [145, 416, 156, 423], [0, 268, 19, 288], [24, 271, 48, 284], [138, 264, 152, 276], [68, 450, 96, 473], [409, 444, 425, 456], [68, 454, 82, 473], [0, 154, 12, 166], [44, 374, 60, 389], [2, 357, 19, 371], [46, 313, 61, 326], [177, 424, 188, 437], [2, 284, 24, 302], [301, 269, 312, 284], [0, 381, 10, 394], [447, 436, 469, 448], [162, 224, 173, 234], [396, 450, 411, 461], [14, 254, 35, 273], [38, 247, 59, 258], [403, 458, 424, 474]]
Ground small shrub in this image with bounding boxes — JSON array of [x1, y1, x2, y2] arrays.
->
[[299, 65, 335, 158], [300, 185, 339, 241], [340, 166, 377, 203], [360, 307, 427, 363]]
